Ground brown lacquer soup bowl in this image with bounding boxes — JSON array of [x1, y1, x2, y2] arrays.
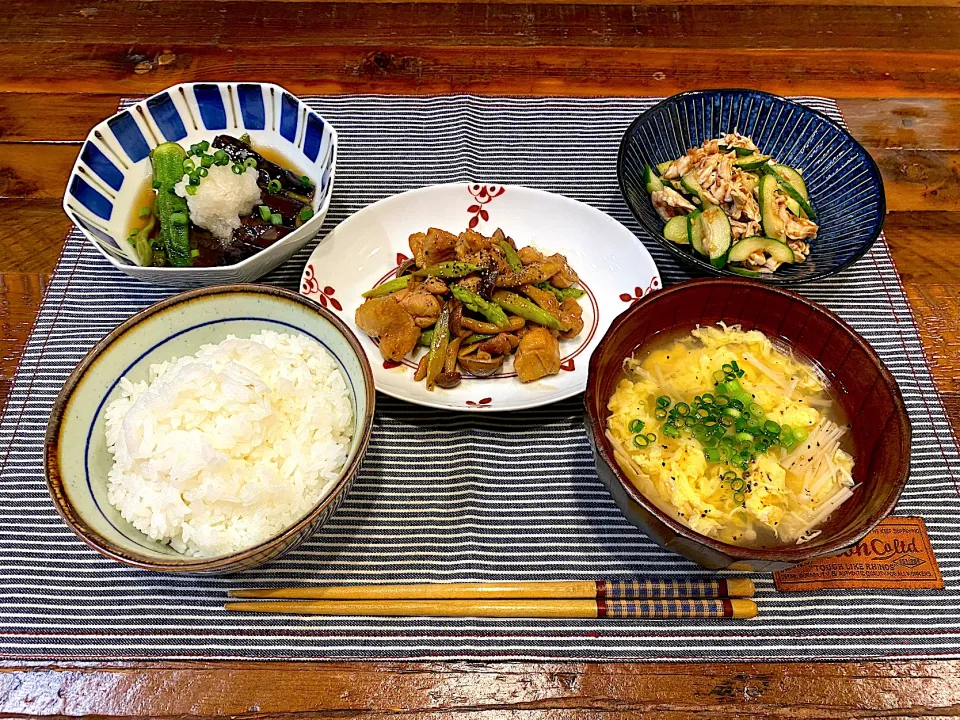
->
[[584, 278, 911, 571]]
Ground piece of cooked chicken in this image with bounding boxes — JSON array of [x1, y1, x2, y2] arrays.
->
[[514, 326, 561, 383], [355, 296, 421, 362], [546, 253, 579, 288], [558, 297, 584, 340], [421, 227, 458, 266], [395, 286, 442, 328], [650, 187, 696, 221]]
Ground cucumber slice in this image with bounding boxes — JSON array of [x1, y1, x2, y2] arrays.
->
[[717, 145, 754, 157], [681, 171, 716, 208], [643, 165, 665, 194], [698, 206, 732, 269], [759, 174, 786, 241], [786, 197, 802, 216], [729, 266, 760, 278], [663, 215, 690, 245], [656, 160, 674, 175], [687, 209, 705, 254], [734, 154, 772, 170], [771, 164, 808, 200], [762, 165, 816, 220], [728, 236, 795, 264]]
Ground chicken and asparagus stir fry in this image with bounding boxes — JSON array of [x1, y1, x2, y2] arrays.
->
[[644, 133, 818, 276], [355, 227, 585, 389]]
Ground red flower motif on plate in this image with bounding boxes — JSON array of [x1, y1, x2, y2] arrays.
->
[[465, 397, 494, 408], [466, 184, 506, 229], [619, 277, 661, 304], [560, 359, 575, 372], [396, 252, 409, 265], [302, 265, 343, 311]]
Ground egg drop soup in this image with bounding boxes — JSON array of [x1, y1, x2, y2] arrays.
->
[[606, 324, 856, 549]]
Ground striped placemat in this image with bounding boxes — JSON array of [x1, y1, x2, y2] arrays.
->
[[0, 95, 957, 662]]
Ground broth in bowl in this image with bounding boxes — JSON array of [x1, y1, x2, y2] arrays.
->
[[605, 323, 856, 550]]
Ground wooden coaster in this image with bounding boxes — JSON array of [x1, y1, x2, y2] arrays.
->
[[774, 517, 943, 592]]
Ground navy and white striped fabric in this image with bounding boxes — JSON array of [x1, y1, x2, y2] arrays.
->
[[1, 96, 957, 662]]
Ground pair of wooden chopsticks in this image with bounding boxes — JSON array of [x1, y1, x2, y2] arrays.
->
[[226, 579, 757, 619]]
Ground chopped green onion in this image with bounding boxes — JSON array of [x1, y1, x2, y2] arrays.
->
[[645, 432, 657, 443], [258, 205, 272, 222], [197, 167, 209, 178], [188, 143, 202, 156], [700, 393, 714, 405], [199, 140, 210, 152], [200, 154, 214, 168], [188, 173, 200, 186], [169, 212, 187, 226], [718, 445, 733, 461], [185, 184, 198, 196], [763, 420, 781, 435], [269, 213, 283, 226], [299, 207, 314, 222], [138, 206, 151, 217], [745, 417, 760, 430], [793, 427, 808, 442], [190, 248, 200, 257], [723, 470, 738, 482], [267, 178, 282, 194], [633, 434, 651, 449], [301, 175, 311, 187], [656, 395, 670, 408], [713, 369, 726, 383], [232, 163, 244, 175], [748, 403, 764, 418], [703, 447, 721, 463], [722, 363, 734, 374], [733, 491, 745, 504], [728, 398, 744, 411], [735, 432, 754, 443], [731, 478, 746, 491], [183, 158, 195, 172], [213, 149, 229, 166], [654, 408, 667, 420], [662, 423, 680, 438], [239, 133, 251, 145], [628, 419, 645, 434], [244, 157, 258, 169], [720, 415, 734, 427], [714, 395, 729, 407]]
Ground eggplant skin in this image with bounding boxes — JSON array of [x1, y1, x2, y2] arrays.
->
[[212, 135, 315, 195]]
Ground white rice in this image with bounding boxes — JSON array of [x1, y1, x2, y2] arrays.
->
[[104, 331, 354, 557], [175, 164, 262, 243]]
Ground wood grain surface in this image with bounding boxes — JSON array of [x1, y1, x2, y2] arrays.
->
[[0, 0, 958, 716]]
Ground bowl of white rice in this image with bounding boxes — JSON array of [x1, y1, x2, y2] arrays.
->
[[44, 284, 374, 574]]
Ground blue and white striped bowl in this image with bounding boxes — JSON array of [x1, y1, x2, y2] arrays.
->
[[63, 82, 338, 287], [618, 89, 885, 285]]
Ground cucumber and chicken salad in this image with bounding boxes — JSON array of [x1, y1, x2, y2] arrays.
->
[[644, 133, 818, 276]]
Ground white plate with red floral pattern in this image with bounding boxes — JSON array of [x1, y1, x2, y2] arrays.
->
[[300, 183, 660, 412]]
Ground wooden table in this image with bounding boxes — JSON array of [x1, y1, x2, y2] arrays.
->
[[1, 0, 958, 716]]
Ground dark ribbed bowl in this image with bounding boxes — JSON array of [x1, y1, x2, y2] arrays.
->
[[618, 89, 885, 285], [584, 279, 911, 571]]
